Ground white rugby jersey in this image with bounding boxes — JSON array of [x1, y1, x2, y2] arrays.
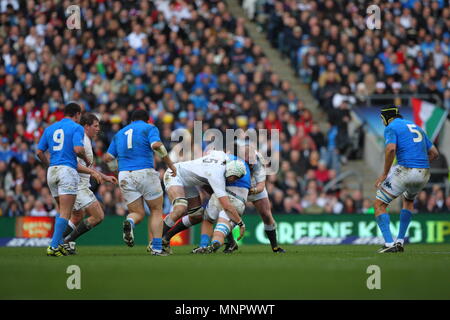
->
[[250, 152, 266, 187], [176, 150, 228, 198], [77, 134, 94, 190]]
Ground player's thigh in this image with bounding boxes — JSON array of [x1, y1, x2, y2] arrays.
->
[[118, 171, 143, 206], [204, 194, 221, 223], [48, 166, 79, 201], [404, 168, 431, 201], [378, 165, 405, 203], [145, 195, 164, 217], [73, 188, 97, 212], [127, 197, 146, 216], [84, 201, 104, 223], [58, 194, 77, 216], [56, 167, 79, 216], [138, 168, 164, 202]]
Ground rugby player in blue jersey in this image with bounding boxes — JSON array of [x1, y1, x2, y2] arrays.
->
[[36, 103, 103, 256], [104, 109, 176, 256], [374, 107, 439, 253]]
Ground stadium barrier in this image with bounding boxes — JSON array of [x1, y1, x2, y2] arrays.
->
[[1, 214, 449, 247]]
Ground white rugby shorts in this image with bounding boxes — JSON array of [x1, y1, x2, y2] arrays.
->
[[377, 165, 430, 203], [247, 187, 269, 202], [163, 166, 200, 199], [47, 165, 79, 198], [119, 168, 163, 204], [73, 188, 97, 211]]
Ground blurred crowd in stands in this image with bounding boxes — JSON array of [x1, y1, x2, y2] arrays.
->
[[245, 0, 450, 113], [0, 0, 449, 217]]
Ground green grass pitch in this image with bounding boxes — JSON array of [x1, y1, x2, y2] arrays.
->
[[1, 244, 449, 300]]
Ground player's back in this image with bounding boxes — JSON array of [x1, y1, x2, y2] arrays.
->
[[385, 118, 432, 168], [110, 120, 159, 171], [177, 150, 228, 186], [40, 118, 84, 169]]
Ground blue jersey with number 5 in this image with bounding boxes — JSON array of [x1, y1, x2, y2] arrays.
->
[[37, 118, 84, 169], [107, 120, 161, 171], [384, 118, 432, 168]]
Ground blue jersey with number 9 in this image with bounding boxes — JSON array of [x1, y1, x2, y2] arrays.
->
[[384, 118, 432, 168], [37, 118, 85, 169], [106, 120, 161, 171]]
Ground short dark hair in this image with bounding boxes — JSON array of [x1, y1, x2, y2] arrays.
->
[[64, 102, 81, 117], [130, 109, 149, 122], [80, 113, 99, 126]]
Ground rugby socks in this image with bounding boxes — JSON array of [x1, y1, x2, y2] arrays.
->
[[264, 224, 279, 249], [152, 238, 163, 251], [51, 216, 68, 249], [397, 209, 412, 244], [65, 220, 93, 242], [126, 217, 135, 229], [62, 220, 76, 238], [162, 215, 175, 237], [376, 213, 394, 246], [200, 234, 211, 248], [164, 216, 191, 241]]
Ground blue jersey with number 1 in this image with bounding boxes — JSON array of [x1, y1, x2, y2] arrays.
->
[[107, 120, 161, 171], [384, 118, 432, 169], [37, 118, 84, 169]]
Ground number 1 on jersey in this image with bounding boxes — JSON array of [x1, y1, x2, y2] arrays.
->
[[125, 129, 133, 149]]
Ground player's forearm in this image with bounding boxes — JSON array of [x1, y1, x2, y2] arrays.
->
[[36, 150, 49, 168], [224, 205, 242, 224], [428, 146, 439, 162], [75, 148, 90, 166], [77, 163, 96, 175], [251, 182, 265, 194], [383, 149, 396, 176]]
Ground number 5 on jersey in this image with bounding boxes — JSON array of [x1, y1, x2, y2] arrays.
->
[[407, 124, 423, 143], [125, 129, 133, 149]]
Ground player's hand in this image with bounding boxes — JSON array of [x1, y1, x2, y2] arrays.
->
[[104, 175, 118, 184], [91, 171, 103, 184], [374, 174, 387, 188], [237, 221, 245, 241], [169, 165, 177, 177], [85, 159, 92, 168]]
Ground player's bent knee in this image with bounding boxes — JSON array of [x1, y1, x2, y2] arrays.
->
[[214, 223, 231, 237], [173, 197, 188, 208], [187, 206, 204, 217], [376, 189, 394, 205]]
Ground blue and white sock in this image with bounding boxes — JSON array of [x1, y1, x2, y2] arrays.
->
[[127, 218, 135, 229], [200, 234, 210, 248], [51, 216, 68, 248], [397, 209, 412, 244], [376, 213, 394, 246], [152, 238, 162, 251]]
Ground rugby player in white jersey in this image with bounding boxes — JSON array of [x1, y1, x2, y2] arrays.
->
[[61, 113, 117, 254], [223, 143, 285, 253], [161, 150, 247, 253]]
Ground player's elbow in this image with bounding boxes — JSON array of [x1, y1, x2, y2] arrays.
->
[[429, 147, 439, 161], [151, 141, 162, 150], [103, 153, 113, 163], [385, 143, 396, 154], [73, 146, 84, 155]]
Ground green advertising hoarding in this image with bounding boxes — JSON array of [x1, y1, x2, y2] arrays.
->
[[1, 214, 450, 246], [191, 214, 450, 245]]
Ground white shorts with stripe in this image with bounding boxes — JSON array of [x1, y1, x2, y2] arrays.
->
[[377, 165, 430, 203]]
